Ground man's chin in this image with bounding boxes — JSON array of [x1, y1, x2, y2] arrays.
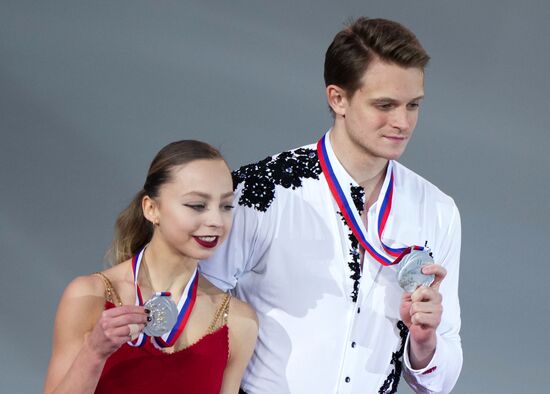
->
[[382, 150, 406, 161]]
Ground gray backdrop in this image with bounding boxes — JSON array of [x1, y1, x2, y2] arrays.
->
[[1, 1, 549, 393]]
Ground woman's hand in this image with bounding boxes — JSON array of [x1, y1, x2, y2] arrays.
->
[[44, 275, 148, 394], [85, 305, 150, 360]]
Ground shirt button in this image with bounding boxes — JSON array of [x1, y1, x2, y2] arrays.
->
[[357, 307, 361, 314], [351, 342, 356, 348], [345, 377, 351, 383]]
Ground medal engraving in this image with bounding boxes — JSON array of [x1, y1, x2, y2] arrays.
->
[[397, 250, 435, 292], [143, 295, 178, 337]]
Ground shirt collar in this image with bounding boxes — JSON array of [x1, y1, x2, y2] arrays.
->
[[324, 129, 395, 213]]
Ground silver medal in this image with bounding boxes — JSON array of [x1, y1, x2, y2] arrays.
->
[[397, 249, 435, 292], [143, 295, 178, 337]]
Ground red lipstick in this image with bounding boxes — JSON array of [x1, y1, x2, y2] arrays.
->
[[193, 236, 219, 248]]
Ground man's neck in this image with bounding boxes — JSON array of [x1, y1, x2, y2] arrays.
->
[[329, 127, 388, 207]]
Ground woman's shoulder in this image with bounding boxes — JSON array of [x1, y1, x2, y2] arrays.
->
[[199, 276, 257, 328], [63, 274, 106, 300], [228, 296, 257, 324], [225, 295, 258, 364], [55, 275, 108, 337], [62, 261, 131, 304]]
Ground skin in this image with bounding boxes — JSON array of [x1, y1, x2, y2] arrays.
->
[[44, 159, 258, 394], [399, 264, 447, 369], [326, 57, 444, 369]]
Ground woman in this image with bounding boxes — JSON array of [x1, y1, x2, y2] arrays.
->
[[44, 140, 258, 393]]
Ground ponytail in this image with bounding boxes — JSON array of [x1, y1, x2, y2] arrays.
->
[[107, 189, 153, 265]]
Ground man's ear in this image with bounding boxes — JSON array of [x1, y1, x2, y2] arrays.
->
[[326, 84, 348, 117]]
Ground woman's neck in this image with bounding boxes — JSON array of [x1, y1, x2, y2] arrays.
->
[[139, 235, 198, 298]]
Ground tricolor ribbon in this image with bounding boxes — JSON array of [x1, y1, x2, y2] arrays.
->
[[317, 132, 423, 266], [152, 268, 199, 348], [127, 247, 199, 348]]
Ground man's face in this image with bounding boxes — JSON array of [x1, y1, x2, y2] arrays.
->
[[341, 58, 425, 162]]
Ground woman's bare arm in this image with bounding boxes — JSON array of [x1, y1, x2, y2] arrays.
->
[[220, 298, 258, 394], [44, 275, 148, 394]]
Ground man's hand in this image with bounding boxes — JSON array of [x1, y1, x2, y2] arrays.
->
[[399, 264, 446, 369]]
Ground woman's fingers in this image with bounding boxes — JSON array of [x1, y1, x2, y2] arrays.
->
[[127, 323, 147, 340], [100, 307, 149, 331], [101, 305, 148, 318]]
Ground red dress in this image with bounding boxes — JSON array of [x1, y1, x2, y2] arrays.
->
[[95, 297, 229, 393]]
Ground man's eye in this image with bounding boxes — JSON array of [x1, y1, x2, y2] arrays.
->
[[184, 204, 206, 211], [407, 102, 420, 110], [376, 103, 394, 111]]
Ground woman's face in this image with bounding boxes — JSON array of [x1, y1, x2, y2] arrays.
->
[[151, 159, 234, 260]]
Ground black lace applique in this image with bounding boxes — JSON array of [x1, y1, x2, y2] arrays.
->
[[336, 184, 364, 303], [350, 185, 365, 213], [378, 320, 409, 394], [232, 148, 321, 212], [337, 212, 361, 302]]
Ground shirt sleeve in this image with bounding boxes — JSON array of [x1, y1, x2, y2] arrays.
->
[[403, 202, 463, 394], [199, 183, 270, 291]]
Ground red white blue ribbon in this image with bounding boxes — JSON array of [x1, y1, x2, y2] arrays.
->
[[317, 132, 423, 266], [127, 247, 199, 348], [152, 268, 199, 348]]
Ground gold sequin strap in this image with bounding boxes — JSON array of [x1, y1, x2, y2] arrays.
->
[[208, 293, 231, 333], [94, 272, 123, 307]]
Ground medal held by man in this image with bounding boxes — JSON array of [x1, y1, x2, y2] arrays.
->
[[396, 249, 435, 292]]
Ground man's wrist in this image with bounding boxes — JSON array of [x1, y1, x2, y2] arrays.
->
[[408, 333, 436, 370]]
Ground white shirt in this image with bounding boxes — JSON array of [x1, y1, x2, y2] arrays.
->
[[200, 136, 462, 394]]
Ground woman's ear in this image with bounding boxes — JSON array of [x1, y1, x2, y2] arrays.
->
[[142, 195, 160, 226]]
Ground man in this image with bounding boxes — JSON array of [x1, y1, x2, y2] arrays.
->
[[201, 17, 462, 394]]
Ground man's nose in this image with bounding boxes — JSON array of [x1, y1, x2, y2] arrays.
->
[[390, 108, 411, 131]]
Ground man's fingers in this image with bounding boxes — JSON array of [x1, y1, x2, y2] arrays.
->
[[411, 311, 441, 327], [411, 286, 442, 303], [401, 292, 412, 302], [409, 284, 443, 329], [421, 264, 447, 289], [410, 299, 443, 315]]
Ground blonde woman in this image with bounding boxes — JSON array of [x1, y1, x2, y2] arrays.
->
[[45, 140, 258, 394]]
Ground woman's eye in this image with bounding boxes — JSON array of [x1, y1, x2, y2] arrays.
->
[[184, 204, 206, 211], [223, 204, 235, 211]]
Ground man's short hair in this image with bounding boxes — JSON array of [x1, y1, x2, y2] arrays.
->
[[324, 17, 430, 99]]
